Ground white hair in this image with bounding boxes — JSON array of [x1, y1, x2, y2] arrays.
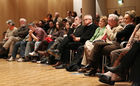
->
[[84, 14, 93, 20], [108, 14, 119, 22], [20, 18, 27, 22]]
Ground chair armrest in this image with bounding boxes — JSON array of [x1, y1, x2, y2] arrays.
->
[[120, 41, 128, 48]]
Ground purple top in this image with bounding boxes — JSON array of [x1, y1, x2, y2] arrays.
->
[[34, 27, 47, 41]]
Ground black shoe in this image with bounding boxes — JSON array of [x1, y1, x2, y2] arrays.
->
[[55, 64, 65, 69], [82, 64, 91, 69], [96, 73, 104, 78], [105, 65, 122, 74], [84, 69, 97, 76], [99, 75, 115, 85], [40, 58, 47, 64]]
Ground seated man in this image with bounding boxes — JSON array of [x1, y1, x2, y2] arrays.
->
[[79, 16, 107, 72], [55, 15, 98, 69], [24, 22, 47, 61]]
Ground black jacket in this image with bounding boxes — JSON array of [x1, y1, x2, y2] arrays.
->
[[116, 24, 135, 43], [14, 26, 29, 39], [80, 23, 98, 44]]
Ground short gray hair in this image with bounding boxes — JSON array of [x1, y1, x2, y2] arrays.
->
[[108, 14, 119, 22], [84, 14, 93, 20], [20, 18, 27, 22]]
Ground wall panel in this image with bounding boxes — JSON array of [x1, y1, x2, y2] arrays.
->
[[48, 0, 73, 18], [0, 0, 73, 40]]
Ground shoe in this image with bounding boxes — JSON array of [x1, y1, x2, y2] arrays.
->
[[96, 73, 105, 78], [84, 69, 97, 76], [38, 51, 48, 56], [29, 51, 38, 56], [78, 64, 91, 73], [37, 61, 41, 64], [55, 64, 65, 69], [47, 49, 60, 58], [52, 61, 61, 67], [78, 68, 87, 73], [82, 64, 92, 69], [17, 58, 25, 62], [40, 58, 47, 64], [105, 66, 122, 74], [99, 75, 115, 85], [7, 56, 15, 62]]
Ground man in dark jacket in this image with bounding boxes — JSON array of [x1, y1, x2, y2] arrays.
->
[[55, 15, 98, 69]]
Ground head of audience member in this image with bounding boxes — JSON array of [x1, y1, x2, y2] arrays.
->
[[38, 20, 45, 27], [19, 18, 27, 27], [124, 10, 136, 25], [118, 15, 125, 27], [113, 10, 120, 16], [108, 14, 119, 28], [134, 16, 140, 25], [54, 12, 60, 18], [83, 15, 93, 26], [28, 22, 36, 32], [6, 20, 15, 30], [55, 22, 60, 30], [98, 16, 107, 28], [72, 11, 77, 18], [49, 20, 55, 28], [80, 8, 82, 14], [55, 21, 63, 30], [67, 11, 72, 17], [62, 19, 68, 28], [65, 21, 72, 30], [71, 16, 82, 28], [46, 13, 52, 21], [118, 15, 124, 24], [94, 13, 100, 26]]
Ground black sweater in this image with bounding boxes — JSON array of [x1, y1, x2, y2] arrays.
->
[[116, 24, 135, 43]]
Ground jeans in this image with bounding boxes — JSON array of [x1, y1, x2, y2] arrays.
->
[[12, 41, 27, 58]]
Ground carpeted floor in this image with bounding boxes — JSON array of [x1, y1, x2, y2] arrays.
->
[[0, 59, 131, 86]]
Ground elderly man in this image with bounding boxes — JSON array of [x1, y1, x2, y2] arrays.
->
[[83, 14, 124, 76], [7, 18, 29, 61], [55, 15, 98, 69]]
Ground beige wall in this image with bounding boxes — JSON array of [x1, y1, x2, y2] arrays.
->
[[0, 0, 73, 40], [96, 0, 107, 16], [48, 0, 73, 18], [106, 0, 140, 16], [82, 0, 96, 18]]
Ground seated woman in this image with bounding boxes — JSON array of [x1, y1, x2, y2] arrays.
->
[[78, 16, 107, 72], [97, 24, 140, 85]]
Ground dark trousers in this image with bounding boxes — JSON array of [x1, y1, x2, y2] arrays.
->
[[59, 37, 82, 64], [90, 41, 120, 69], [120, 42, 140, 82]]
